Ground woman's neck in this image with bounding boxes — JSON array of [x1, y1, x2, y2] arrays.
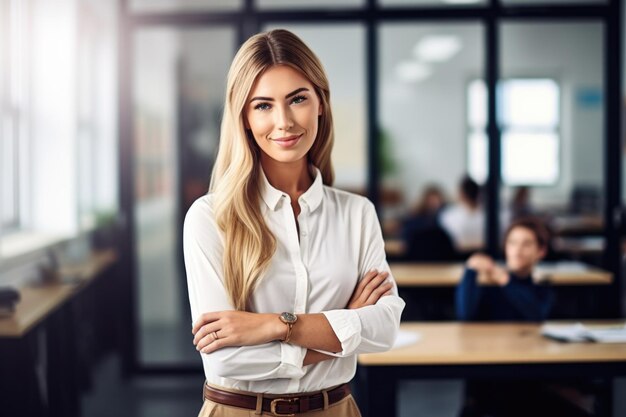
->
[[260, 155, 313, 202]]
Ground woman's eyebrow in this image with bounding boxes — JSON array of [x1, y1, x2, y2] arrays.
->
[[250, 87, 310, 102]]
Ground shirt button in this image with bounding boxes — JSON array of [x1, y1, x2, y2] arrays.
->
[[301, 231, 307, 237]]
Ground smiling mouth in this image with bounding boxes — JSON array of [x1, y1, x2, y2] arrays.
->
[[272, 134, 302, 142]]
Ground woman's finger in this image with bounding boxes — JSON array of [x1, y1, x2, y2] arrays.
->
[[348, 270, 379, 306], [353, 269, 378, 295], [364, 282, 393, 306], [359, 272, 389, 302], [192, 312, 221, 335], [193, 321, 222, 346], [200, 336, 234, 354]]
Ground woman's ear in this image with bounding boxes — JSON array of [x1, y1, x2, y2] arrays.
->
[[318, 103, 322, 117]]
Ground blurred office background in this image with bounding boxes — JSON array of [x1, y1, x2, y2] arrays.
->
[[0, 0, 625, 416]]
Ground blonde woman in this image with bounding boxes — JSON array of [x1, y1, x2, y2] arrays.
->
[[183, 29, 405, 417]]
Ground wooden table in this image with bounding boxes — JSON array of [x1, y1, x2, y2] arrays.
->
[[357, 322, 626, 417], [551, 214, 604, 236], [0, 250, 118, 338], [385, 238, 406, 257], [390, 262, 613, 287], [0, 249, 118, 417]]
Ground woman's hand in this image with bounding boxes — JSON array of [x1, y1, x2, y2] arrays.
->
[[347, 269, 393, 309], [192, 311, 282, 354]]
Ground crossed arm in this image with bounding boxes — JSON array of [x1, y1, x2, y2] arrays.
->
[[191, 269, 392, 366]]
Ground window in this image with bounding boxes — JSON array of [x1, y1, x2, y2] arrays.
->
[[467, 78, 560, 186], [0, 0, 119, 262], [1, 0, 29, 234]]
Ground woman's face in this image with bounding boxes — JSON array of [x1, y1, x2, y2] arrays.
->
[[244, 64, 322, 164]]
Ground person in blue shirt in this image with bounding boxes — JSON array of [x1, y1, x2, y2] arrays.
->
[[456, 217, 554, 322], [457, 217, 559, 417]]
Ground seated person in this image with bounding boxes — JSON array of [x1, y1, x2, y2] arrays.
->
[[439, 176, 485, 253], [402, 184, 447, 238], [457, 218, 560, 417], [456, 217, 554, 322], [402, 185, 456, 261]]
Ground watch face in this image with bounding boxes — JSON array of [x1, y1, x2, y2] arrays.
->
[[280, 312, 297, 324]]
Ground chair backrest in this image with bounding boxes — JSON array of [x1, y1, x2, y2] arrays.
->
[[406, 225, 458, 261]]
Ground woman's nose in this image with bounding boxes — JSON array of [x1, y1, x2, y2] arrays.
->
[[275, 105, 294, 131]]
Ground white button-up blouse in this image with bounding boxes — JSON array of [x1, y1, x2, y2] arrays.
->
[[183, 166, 405, 394]]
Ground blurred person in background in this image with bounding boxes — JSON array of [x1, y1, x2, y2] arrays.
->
[[439, 176, 485, 253], [402, 185, 456, 261], [456, 217, 554, 321], [456, 217, 555, 417]]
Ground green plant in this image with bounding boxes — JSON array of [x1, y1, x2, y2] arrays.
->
[[93, 209, 118, 228], [378, 128, 398, 179]]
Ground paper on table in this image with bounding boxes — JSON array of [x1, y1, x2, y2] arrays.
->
[[541, 322, 626, 343], [392, 330, 421, 349], [541, 323, 590, 342]]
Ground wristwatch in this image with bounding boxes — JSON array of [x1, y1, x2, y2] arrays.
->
[[279, 312, 298, 343]]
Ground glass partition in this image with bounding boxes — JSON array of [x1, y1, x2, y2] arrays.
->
[[133, 27, 235, 366]]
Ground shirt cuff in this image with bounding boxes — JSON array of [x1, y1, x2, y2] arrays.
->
[[279, 342, 307, 376], [322, 309, 362, 356]]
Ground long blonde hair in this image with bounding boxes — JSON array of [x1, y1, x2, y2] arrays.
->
[[209, 29, 335, 311]]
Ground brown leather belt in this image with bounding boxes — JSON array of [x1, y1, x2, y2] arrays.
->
[[203, 383, 351, 416]]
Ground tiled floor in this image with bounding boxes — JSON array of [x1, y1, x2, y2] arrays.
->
[[81, 355, 205, 417]]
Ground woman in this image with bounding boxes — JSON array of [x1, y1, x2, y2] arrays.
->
[[183, 29, 405, 417]]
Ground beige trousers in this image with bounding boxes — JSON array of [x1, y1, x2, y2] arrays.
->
[[198, 384, 362, 417]]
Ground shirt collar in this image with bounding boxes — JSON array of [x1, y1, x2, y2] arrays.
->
[[259, 165, 324, 212]]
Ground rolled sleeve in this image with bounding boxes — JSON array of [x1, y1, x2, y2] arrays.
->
[[204, 342, 307, 381], [280, 342, 308, 374], [321, 309, 362, 356]]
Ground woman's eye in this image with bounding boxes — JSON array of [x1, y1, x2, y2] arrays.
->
[[291, 95, 307, 105], [254, 102, 271, 111]]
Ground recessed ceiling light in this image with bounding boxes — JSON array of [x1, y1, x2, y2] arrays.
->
[[396, 61, 432, 82], [413, 35, 462, 63]]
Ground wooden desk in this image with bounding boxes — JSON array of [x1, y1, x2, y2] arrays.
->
[[357, 322, 626, 417], [360, 322, 626, 366], [553, 236, 604, 255], [0, 249, 119, 417], [551, 215, 604, 236], [0, 250, 118, 338], [391, 262, 613, 287], [385, 238, 406, 257]]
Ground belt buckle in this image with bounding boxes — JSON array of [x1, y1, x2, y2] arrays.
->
[[270, 397, 298, 416]]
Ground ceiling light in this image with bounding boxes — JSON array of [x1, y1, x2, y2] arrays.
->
[[396, 61, 432, 83], [413, 35, 462, 63]]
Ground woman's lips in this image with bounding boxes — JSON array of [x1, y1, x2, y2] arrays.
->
[[272, 134, 302, 148]]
